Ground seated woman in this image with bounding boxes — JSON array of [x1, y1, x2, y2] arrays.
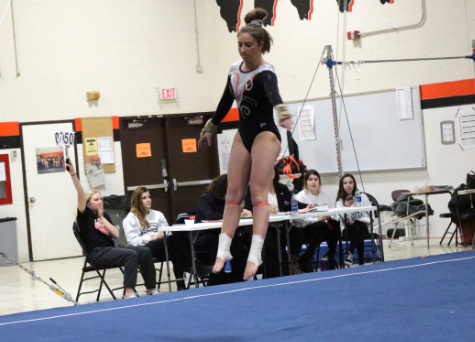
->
[[123, 187, 193, 291], [245, 165, 301, 277], [195, 174, 252, 284], [292, 169, 341, 272], [67, 160, 158, 299], [336, 173, 377, 266]]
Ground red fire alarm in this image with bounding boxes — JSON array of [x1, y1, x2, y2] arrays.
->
[[347, 31, 360, 40]]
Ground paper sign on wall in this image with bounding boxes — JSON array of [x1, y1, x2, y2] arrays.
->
[[298, 105, 316, 141], [55, 131, 75, 146], [136, 143, 152, 158], [459, 112, 475, 149], [85, 137, 98, 156], [97, 136, 114, 164], [182, 139, 197, 153]]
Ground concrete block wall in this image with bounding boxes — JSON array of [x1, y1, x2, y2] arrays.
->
[[0, 0, 475, 258]]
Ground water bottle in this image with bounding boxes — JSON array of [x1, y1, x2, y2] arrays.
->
[[291, 193, 298, 213], [355, 189, 362, 207]]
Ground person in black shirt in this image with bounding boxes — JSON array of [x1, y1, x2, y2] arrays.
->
[[198, 8, 293, 280], [67, 160, 158, 299]]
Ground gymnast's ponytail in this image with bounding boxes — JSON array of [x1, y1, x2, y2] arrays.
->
[[238, 8, 273, 54]]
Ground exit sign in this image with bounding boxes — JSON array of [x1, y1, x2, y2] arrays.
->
[[161, 88, 177, 100]]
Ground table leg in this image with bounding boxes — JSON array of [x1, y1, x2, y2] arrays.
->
[[188, 232, 199, 289], [370, 212, 375, 264], [163, 233, 172, 293], [425, 194, 430, 249], [275, 225, 283, 277], [285, 221, 292, 270]]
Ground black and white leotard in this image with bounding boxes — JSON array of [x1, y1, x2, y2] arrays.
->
[[211, 61, 285, 152]]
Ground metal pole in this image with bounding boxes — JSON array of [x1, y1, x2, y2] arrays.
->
[[11, 0, 20, 77], [163, 234, 172, 292], [325, 45, 343, 177], [333, 55, 473, 66]]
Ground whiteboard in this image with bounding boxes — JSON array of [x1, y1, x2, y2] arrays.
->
[[276, 87, 426, 174]]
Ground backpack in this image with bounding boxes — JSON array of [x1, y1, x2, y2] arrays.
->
[[448, 184, 471, 214], [393, 194, 431, 220]]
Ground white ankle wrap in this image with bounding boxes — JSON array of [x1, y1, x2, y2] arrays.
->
[[216, 233, 233, 262], [247, 235, 264, 266]]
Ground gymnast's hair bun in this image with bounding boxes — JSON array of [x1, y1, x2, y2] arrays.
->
[[244, 8, 268, 25]]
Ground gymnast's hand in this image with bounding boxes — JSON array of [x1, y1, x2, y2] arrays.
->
[[198, 132, 213, 148], [279, 118, 293, 131]]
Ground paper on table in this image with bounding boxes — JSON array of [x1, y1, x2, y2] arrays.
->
[[298, 105, 316, 140], [99, 151, 115, 164], [0, 162, 5, 181]]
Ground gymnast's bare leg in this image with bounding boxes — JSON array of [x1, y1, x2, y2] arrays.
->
[[243, 131, 281, 280], [211, 132, 251, 274]]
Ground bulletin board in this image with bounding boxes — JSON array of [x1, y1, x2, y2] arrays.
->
[[81, 117, 116, 174]]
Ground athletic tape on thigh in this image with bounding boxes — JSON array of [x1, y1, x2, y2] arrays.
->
[[225, 201, 241, 206], [253, 202, 269, 207]]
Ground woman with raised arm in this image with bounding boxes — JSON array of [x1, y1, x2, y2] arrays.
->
[[198, 8, 293, 280], [67, 160, 158, 298]]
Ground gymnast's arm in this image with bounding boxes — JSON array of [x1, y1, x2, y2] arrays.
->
[[260, 71, 293, 130], [198, 77, 234, 148]]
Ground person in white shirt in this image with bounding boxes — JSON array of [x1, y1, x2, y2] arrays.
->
[[292, 170, 341, 272], [123, 187, 192, 291], [336, 174, 375, 266]]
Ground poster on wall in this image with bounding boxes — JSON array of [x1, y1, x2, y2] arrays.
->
[[36, 147, 65, 174], [459, 111, 475, 149], [86, 158, 105, 188], [136, 143, 152, 158], [182, 139, 197, 153], [85, 137, 98, 156], [298, 105, 316, 140]]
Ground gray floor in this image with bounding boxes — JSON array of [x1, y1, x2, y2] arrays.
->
[[0, 236, 471, 317]]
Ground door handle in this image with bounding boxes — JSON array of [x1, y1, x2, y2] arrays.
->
[[30, 197, 36, 203], [173, 178, 177, 191], [161, 159, 168, 178], [126, 180, 169, 192], [176, 179, 213, 187]]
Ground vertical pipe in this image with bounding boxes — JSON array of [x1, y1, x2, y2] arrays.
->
[[193, 0, 202, 72], [11, 0, 20, 77]]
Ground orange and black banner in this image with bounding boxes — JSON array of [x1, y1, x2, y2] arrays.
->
[[0, 122, 20, 149], [420, 79, 475, 109]]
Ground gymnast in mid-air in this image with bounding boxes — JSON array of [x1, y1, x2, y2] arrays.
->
[[198, 8, 293, 280]]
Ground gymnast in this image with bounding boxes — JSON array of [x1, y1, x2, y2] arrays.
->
[[198, 8, 293, 280]]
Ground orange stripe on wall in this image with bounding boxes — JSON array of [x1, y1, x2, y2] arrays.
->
[[420, 79, 475, 100], [222, 108, 239, 122], [112, 116, 120, 129], [0, 122, 20, 137], [75, 118, 82, 132]]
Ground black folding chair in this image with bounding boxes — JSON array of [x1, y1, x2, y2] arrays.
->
[[73, 222, 126, 302]]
